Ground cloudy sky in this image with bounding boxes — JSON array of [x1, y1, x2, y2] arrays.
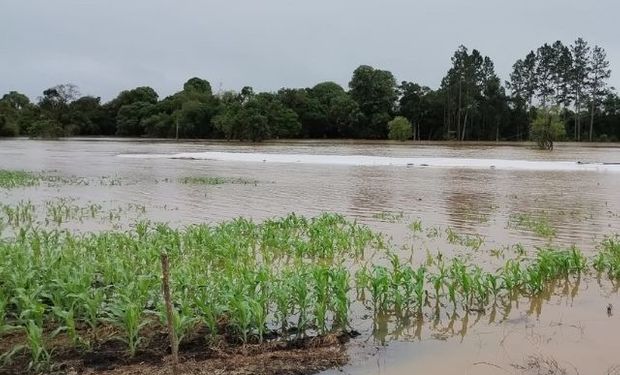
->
[[1, 0, 618, 101]]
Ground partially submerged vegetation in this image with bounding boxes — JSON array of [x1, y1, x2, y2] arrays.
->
[[179, 176, 258, 185], [0, 170, 39, 189], [593, 236, 620, 278], [530, 107, 566, 150], [372, 211, 405, 223], [509, 212, 557, 239], [0, 203, 618, 373]]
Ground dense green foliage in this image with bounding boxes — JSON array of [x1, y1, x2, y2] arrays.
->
[[0, 170, 39, 189], [0, 213, 380, 369], [387, 116, 412, 141], [530, 107, 567, 149], [1, 38, 617, 142]]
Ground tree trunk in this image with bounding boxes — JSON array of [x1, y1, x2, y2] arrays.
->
[[589, 100, 595, 142], [461, 111, 468, 141], [577, 103, 581, 142], [496, 119, 499, 142], [457, 81, 462, 141], [573, 96, 578, 141]]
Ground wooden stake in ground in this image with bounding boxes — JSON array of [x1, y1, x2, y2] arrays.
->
[[161, 253, 179, 374]]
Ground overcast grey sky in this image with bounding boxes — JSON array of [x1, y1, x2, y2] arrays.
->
[[1, 0, 618, 101]]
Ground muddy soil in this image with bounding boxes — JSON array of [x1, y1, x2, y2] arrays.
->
[[0, 328, 351, 375]]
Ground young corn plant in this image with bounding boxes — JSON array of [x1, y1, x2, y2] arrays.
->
[[70, 287, 107, 343], [593, 236, 620, 278], [408, 219, 423, 234], [14, 288, 46, 326], [156, 300, 199, 350], [52, 307, 84, 348], [291, 272, 311, 338], [191, 288, 222, 343], [369, 266, 390, 312], [273, 278, 291, 335], [0, 294, 14, 335], [330, 267, 350, 330], [412, 266, 427, 310], [249, 297, 268, 342], [312, 266, 330, 335], [107, 298, 149, 357], [25, 320, 51, 372], [228, 296, 253, 344], [387, 254, 406, 311]]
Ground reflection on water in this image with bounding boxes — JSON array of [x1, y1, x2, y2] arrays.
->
[[1, 139, 619, 374], [327, 274, 620, 375], [442, 168, 499, 231], [370, 275, 584, 344]]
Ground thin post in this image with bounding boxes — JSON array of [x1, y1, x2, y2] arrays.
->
[[161, 253, 178, 374]]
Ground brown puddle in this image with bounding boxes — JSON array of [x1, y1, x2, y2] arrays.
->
[[1, 139, 619, 374]]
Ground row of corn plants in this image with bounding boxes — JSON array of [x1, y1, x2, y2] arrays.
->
[[0, 213, 381, 371], [355, 243, 601, 317], [0, 200, 146, 232]]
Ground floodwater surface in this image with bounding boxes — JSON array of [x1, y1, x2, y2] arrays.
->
[[1, 138, 619, 374]]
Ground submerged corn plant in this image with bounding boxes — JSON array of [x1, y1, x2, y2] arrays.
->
[[593, 236, 620, 278], [408, 219, 423, 233], [509, 213, 557, 239], [179, 176, 258, 185], [0, 170, 39, 189]]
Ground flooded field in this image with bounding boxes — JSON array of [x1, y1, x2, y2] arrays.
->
[[1, 138, 619, 374]]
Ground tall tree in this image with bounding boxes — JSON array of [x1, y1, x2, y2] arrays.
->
[[398, 82, 434, 140], [508, 51, 538, 109], [213, 90, 300, 141], [441, 46, 500, 140], [115, 101, 156, 136], [551, 41, 573, 108], [34, 84, 80, 136], [68, 96, 105, 135], [570, 38, 591, 141], [535, 44, 557, 107], [349, 65, 397, 138], [0, 91, 31, 136], [587, 45, 611, 141]]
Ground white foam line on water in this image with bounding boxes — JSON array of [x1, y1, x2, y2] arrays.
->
[[118, 151, 620, 172]]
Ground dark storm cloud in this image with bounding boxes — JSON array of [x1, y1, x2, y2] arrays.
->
[[1, 0, 618, 100]]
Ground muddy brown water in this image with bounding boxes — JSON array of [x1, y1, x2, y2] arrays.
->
[[1, 138, 619, 374]]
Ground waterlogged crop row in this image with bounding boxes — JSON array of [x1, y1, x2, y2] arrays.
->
[[353, 237, 620, 345], [0, 200, 147, 232], [356, 246, 589, 314], [0, 212, 618, 372]]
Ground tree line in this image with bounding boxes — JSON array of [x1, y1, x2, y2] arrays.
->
[[1, 38, 618, 142]]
